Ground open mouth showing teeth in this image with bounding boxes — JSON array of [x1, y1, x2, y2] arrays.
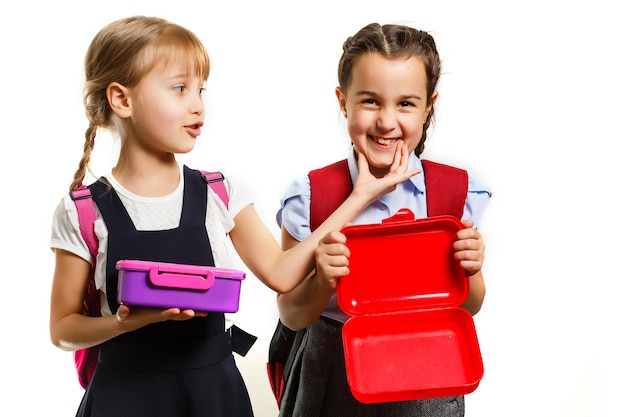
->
[[371, 136, 399, 146]]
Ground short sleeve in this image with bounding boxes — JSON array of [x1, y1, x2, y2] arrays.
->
[[275, 175, 312, 242], [464, 174, 491, 228], [49, 195, 93, 264]]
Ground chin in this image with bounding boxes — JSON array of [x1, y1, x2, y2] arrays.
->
[[368, 155, 394, 169]]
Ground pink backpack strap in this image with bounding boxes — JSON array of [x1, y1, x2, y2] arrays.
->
[[70, 185, 102, 389], [70, 185, 98, 260], [199, 170, 229, 209], [71, 171, 229, 255]]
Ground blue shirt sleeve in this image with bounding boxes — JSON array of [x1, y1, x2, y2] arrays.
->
[[276, 174, 312, 242]]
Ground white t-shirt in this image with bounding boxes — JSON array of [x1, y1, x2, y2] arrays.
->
[[50, 163, 253, 325]]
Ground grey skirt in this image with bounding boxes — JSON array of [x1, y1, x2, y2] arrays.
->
[[278, 317, 464, 417]]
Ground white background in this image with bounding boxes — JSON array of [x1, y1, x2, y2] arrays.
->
[[1, 1, 623, 416]]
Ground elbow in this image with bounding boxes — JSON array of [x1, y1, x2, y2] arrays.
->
[[272, 282, 295, 295], [264, 270, 313, 295], [277, 295, 311, 331], [465, 303, 482, 316], [279, 316, 308, 332], [462, 287, 486, 316], [50, 326, 78, 352], [50, 335, 74, 352], [49, 326, 62, 349]]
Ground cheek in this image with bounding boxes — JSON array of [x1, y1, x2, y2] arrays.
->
[[347, 111, 370, 135], [399, 117, 424, 141], [152, 101, 178, 119]]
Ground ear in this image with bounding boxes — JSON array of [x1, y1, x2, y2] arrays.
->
[[106, 82, 132, 119], [335, 87, 347, 117], [426, 91, 439, 117]]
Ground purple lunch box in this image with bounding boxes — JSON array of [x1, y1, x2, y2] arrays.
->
[[116, 260, 246, 312]]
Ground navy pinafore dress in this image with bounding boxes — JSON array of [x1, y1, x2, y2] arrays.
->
[[76, 167, 253, 417]]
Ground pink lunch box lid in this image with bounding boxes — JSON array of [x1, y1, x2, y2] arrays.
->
[[116, 260, 246, 279]]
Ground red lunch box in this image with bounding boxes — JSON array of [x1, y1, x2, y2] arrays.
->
[[337, 209, 484, 404]]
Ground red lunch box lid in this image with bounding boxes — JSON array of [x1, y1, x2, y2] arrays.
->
[[337, 209, 468, 317]]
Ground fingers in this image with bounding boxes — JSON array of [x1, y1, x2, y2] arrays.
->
[[320, 230, 347, 245], [388, 143, 420, 181], [352, 148, 419, 204], [315, 234, 350, 269], [115, 304, 130, 322], [388, 142, 404, 173], [161, 307, 204, 320], [460, 219, 475, 229], [356, 151, 370, 174], [315, 231, 350, 289], [454, 224, 484, 276], [116, 305, 205, 327]]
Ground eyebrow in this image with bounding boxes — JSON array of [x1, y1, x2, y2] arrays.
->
[[355, 90, 424, 101]]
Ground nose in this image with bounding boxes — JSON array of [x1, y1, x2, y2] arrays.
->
[[376, 106, 396, 131], [191, 94, 205, 116]]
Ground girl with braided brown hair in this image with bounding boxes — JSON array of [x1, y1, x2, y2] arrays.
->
[[275, 22, 491, 417]]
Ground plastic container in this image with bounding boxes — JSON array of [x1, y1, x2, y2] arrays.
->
[[116, 260, 246, 312], [337, 209, 483, 403]]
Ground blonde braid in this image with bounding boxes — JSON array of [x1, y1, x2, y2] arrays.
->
[[69, 123, 98, 191]]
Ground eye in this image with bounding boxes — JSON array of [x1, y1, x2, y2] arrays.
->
[[362, 98, 378, 106], [174, 85, 186, 93], [199, 87, 206, 96], [399, 101, 414, 108]]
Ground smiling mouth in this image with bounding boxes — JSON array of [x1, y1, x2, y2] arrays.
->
[[370, 135, 400, 146]]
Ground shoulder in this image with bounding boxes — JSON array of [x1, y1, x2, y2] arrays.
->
[[309, 159, 349, 176], [421, 158, 490, 195], [50, 193, 93, 263], [210, 169, 254, 217]]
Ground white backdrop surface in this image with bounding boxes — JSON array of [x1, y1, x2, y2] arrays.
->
[[0, 1, 623, 416]]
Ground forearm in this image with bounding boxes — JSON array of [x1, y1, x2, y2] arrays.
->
[[50, 250, 128, 351], [277, 271, 335, 331], [461, 271, 485, 315], [50, 313, 125, 352], [280, 192, 370, 275]]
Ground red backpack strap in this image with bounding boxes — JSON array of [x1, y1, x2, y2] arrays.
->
[[421, 159, 468, 219], [308, 158, 469, 225], [309, 159, 352, 231], [199, 170, 229, 209]]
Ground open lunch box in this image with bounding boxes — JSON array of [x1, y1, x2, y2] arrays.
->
[[116, 260, 246, 312], [337, 209, 483, 404]]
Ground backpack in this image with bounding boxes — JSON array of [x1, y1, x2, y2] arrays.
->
[[69, 169, 238, 389], [266, 158, 468, 407]]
